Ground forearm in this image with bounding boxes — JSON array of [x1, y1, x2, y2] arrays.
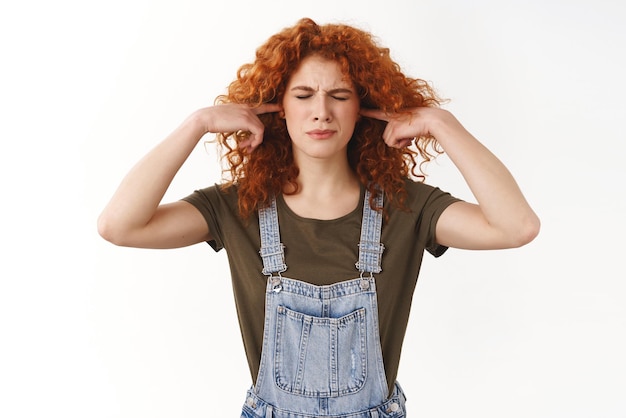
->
[[431, 110, 540, 240], [98, 111, 207, 240]]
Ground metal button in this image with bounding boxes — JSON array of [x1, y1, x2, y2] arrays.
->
[[271, 276, 282, 293]]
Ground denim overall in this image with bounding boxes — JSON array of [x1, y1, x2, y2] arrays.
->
[[241, 190, 407, 418]]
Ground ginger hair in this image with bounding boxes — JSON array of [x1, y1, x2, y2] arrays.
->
[[216, 17, 443, 219]]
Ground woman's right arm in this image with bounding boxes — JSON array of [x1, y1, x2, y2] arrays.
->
[[97, 103, 280, 249]]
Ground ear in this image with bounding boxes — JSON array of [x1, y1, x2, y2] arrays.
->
[[279, 110, 285, 119]]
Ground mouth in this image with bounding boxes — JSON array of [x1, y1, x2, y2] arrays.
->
[[306, 129, 336, 139]]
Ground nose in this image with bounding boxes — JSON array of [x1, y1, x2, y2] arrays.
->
[[312, 96, 332, 122]]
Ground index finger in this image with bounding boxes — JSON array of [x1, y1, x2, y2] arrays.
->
[[359, 108, 390, 121], [253, 103, 282, 115]]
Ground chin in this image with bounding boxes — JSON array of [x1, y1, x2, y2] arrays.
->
[[294, 143, 349, 161]]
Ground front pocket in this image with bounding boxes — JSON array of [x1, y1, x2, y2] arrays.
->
[[274, 305, 367, 397]]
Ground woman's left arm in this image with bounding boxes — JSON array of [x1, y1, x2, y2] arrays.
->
[[361, 107, 540, 250]]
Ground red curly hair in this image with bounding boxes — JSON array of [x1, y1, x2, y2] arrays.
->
[[216, 17, 443, 219]]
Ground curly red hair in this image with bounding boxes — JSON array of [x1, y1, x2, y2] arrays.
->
[[216, 17, 443, 219]]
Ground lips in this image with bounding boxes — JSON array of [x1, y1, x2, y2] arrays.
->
[[306, 129, 336, 139]]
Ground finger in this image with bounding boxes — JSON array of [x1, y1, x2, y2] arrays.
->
[[359, 108, 390, 121], [253, 103, 282, 115], [236, 105, 276, 151], [394, 138, 414, 148], [247, 132, 264, 150], [382, 136, 410, 149], [380, 123, 409, 149], [240, 123, 265, 151]]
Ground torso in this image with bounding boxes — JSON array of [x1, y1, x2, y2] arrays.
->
[[182, 178, 460, 397]]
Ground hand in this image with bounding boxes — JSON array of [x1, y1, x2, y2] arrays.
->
[[196, 103, 282, 151], [360, 107, 449, 148]]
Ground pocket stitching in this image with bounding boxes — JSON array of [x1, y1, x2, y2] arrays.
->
[[274, 305, 368, 397]]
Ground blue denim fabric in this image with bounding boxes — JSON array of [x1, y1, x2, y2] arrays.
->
[[245, 189, 407, 417], [259, 197, 288, 276], [242, 381, 407, 418], [355, 189, 384, 274]]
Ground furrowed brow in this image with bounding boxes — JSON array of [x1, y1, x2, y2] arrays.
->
[[290, 86, 354, 95], [290, 86, 316, 92], [326, 88, 354, 95]]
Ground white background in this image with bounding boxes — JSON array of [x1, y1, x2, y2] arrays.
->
[[1, 0, 625, 417]]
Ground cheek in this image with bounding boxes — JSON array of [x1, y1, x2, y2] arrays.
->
[[283, 103, 304, 123], [283, 112, 297, 131], [283, 113, 300, 139], [342, 107, 361, 127]]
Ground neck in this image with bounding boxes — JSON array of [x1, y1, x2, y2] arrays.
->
[[283, 155, 361, 220], [291, 153, 358, 194]]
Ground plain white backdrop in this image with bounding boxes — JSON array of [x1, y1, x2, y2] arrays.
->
[[1, 0, 625, 417]]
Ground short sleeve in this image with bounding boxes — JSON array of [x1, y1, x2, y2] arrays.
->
[[408, 181, 461, 258], [181, 184, 226, 252], [425, 195, 459, 257]]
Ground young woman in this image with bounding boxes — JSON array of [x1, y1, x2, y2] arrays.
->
[[98, 17, 539, 417]]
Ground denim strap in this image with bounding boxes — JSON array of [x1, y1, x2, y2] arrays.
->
[[258, 197, 287, 276], [355, 188, 384, 274]]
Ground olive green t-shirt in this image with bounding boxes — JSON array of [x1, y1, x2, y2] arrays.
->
[[183, 179, 460, 395]]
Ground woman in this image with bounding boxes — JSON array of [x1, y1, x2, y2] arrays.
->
[[98, 18, 539, 417]]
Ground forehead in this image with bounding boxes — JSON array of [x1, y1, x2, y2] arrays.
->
[[287, 55, 353, 88]]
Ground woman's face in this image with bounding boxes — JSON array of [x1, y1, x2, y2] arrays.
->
[[282, 55, 360, 163]]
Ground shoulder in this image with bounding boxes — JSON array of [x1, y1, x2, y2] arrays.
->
[[403, 177, 436, 194], [181, 183, 244, 233], [182, 183, 239, 210], [400, 177, 459, 210]]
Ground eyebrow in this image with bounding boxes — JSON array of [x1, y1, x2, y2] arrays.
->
[[290, 86, 354, 95]]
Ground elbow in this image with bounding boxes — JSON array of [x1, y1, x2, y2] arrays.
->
[[511, 214, 541, 248], [97, 213, 129, 247], [97, 213, 117, 244]]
